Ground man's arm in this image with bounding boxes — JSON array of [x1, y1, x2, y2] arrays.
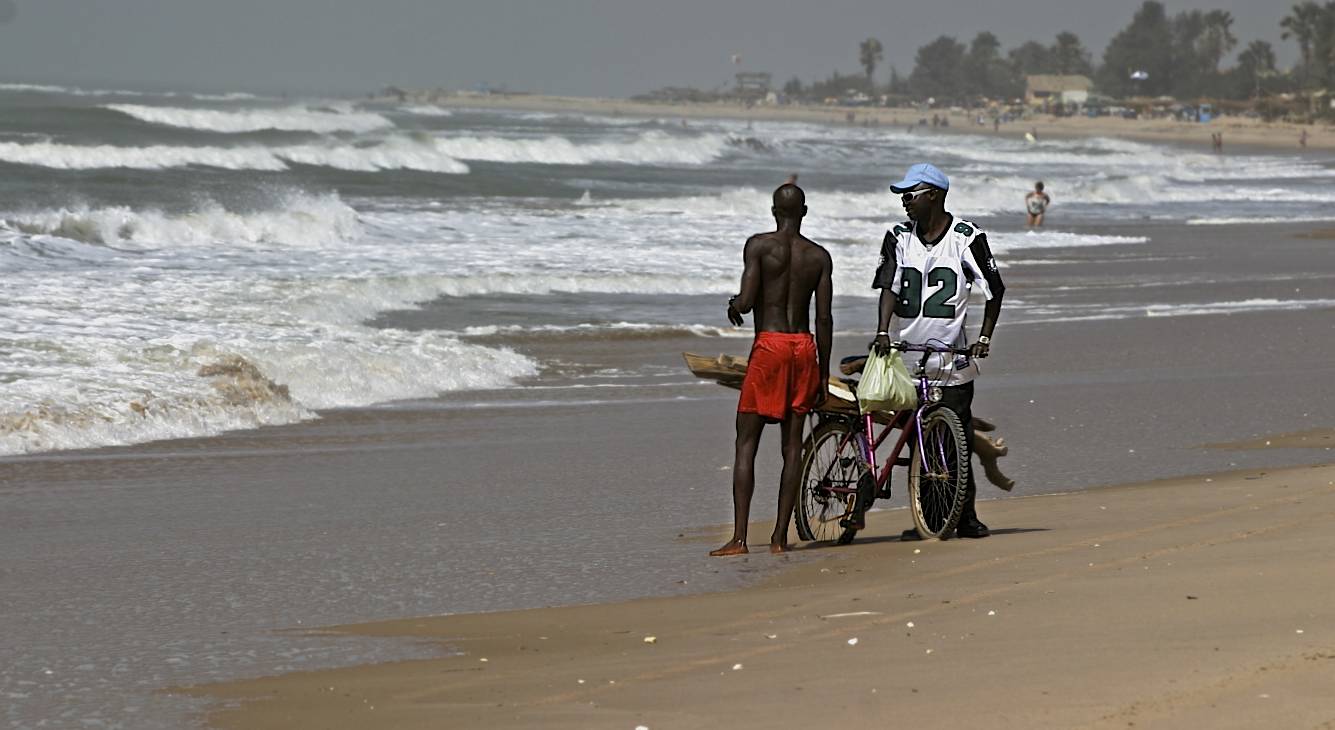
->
[[814, 250, 834, 406], [871, 230, 899, 353], [874, 289, 897, 354], [727, 236, 763, 325], [966, 232, 1005, 358]]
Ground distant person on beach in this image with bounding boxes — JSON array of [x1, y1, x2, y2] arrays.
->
[[1300, 129, 1308, 148], [872, 163, 1005, 539], [1025, 181, 1051, 227], [712, 183, 833, 556], [1211, 132, 1224, 154]]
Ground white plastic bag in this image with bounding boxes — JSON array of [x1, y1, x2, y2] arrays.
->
[[857, 347, 918, 414]]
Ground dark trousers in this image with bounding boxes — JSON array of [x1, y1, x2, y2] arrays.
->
[[936, 381, 979, 520]]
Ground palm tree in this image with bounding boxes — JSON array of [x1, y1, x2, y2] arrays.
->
[[859, 38, 884, 89], [1051, 31, 1092, 75], [1237, 40, 1277, 98], [1317, 2, 1335, 90], [1281, 2, 1322, 87], [1198, 10, 1237, 73]]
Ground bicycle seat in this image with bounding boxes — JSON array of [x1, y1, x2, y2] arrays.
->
[[839, 355, 868, 376]]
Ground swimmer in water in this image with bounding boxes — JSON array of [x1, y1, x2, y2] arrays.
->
[[1025, 181, 1051, 227]]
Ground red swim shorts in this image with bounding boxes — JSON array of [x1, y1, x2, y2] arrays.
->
[[738, 331, 820, 422]]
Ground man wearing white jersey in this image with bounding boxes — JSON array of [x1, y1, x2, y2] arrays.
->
[[872, 163, 1005, 539]]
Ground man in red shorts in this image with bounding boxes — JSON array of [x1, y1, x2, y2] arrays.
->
[[711, 183, 833, 556]]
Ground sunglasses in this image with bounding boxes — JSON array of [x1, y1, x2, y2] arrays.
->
[[901, 188, 935, 203]]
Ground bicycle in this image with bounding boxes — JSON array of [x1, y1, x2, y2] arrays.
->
[[794, 342, 972, 545]]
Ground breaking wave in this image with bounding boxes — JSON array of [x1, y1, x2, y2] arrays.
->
[[398, 105, 453, 117], [435, 130, 730, 166], [0, 132, 731, 172], [105, 104, 395, 134], [459, 321, 746, 341], [1188, 216, 1335, 226], [0, 332, 538, 456], [2, 192, 361, 249], [0, 197, 542, 454], [1017, 298, 1335, 325], [0, 82, 263, 101], [0, 138, 470, 173]]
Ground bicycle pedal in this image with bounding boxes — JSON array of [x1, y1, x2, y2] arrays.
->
[[839, 516, 865, 531]]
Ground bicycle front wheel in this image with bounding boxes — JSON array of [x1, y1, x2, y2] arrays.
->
[[796, 419, 868, 543], [908, 406, 969, 539]]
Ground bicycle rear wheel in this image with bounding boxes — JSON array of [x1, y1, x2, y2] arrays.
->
[[908, 406, 969, 539], [796, 419, 868, 543]]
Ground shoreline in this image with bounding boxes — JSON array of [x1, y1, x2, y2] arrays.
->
[[179, 456, 1335, 729], [412, 92, 1335, 152]]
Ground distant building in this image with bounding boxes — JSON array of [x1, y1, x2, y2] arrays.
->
[[734, 72, 772, 101], [1025, 75, 1093, 107]]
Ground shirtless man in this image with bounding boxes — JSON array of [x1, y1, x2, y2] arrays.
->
[[1025, 181, 1051, 227], [711, 183, 833, 556]]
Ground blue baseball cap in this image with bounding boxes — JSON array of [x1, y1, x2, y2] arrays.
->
[[889, 163, 949, 194]]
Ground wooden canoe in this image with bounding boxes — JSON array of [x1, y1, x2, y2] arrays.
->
[[682, 352, 860, 415]]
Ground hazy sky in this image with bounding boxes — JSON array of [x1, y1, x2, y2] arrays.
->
[[0, 0, 1297, 96]]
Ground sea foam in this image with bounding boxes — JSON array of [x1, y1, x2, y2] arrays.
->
[[0, 193, 540, 455]]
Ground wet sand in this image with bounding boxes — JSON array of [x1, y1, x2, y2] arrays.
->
[[5, 220, 1335, 727], [181, 460, 1335, 729], [168, 218, 1335, 727]]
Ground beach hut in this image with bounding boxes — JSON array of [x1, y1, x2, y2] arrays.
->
[[1024, 75, 1093, 111]]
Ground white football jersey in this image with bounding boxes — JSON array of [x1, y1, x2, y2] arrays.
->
[[872, 215, 1001, 385]]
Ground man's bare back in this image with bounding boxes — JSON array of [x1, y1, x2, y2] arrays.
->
[[736, 230, 828, 334], [713, 184, 833, 556]]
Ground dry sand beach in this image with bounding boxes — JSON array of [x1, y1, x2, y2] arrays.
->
[[417, 92, 1335, 152], [183, 458, 1335, 730]]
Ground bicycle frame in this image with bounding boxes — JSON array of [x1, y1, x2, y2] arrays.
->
[[815, 344, 965, 503], [859, 363, 941, 493]]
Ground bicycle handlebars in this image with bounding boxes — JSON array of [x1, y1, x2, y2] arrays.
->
[[890, 341, 972, 356]]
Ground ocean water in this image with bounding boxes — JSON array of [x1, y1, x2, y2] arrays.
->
[[2, 84, 1334, 455]]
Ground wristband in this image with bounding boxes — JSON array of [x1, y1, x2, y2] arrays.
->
[[977, 335, 991, 345], [876, 330, 889, 337]]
